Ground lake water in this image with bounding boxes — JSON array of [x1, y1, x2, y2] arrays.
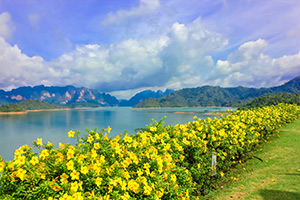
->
[[0, 107, 231, 161]]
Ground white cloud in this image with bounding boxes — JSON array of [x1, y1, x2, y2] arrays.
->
[[207, 39, 300, 88], [102, 0, 160, 25], [1, 11, 299, 99], [0, 12, 14, 40], [0, 37, 47, 90], [0, 17, 229, 94]]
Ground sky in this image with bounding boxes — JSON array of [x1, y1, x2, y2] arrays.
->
[[0, 0, 300, 99]]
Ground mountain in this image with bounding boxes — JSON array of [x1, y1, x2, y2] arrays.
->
[[134, 76, 300, 108], [119, 89, 174, 106], [0, 85, 119, 107]]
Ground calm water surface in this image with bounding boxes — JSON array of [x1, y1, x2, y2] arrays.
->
[[0, 107, 231, 161]]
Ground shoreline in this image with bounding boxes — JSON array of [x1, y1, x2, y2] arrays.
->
[[132, 106, 235, 109], [174, 111, 198, 114], [0, 107, 100, 115], [204, 111, 233, 115]]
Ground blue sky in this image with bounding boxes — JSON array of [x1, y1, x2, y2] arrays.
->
[[0, 0, 300, 99]]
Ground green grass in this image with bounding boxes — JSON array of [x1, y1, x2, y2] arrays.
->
[[205, 118, 300, 200]]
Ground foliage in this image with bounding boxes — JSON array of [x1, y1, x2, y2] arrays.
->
[[0, 104, 300, 199], [0, 104, 25, 112], [239, 92, 300, 110], [0, 100, 63, 112]]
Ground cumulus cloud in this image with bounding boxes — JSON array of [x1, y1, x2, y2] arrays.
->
[[0, 37, 47, 90], [207, 39, 300, 88], [0, 16, 228, 95], [0, 12, 15, 40]]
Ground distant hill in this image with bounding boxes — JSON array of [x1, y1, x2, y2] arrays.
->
[[119, 89, 174, 106], [0, 99, 63, 112], [239, 92, 300, 110], [0, 85, 119, 107], [134, 76, 300, 108], [17, 99, 64, 110]]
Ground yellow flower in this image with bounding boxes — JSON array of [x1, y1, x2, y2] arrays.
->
[[180, 155, 185, 161], [36, 138, 43, 145], [70, 181, 79, 193], [171, 174, 177, 182], [124, 136, 132, 143], [70, 170, 80, 180], [67, 149, 74, 160], [68, 130, 75, 138], [59, 142, 64, 148], [149, 126, 157, 132], [0, 162, 4, 173], [39, 149, 49, 160], [14, 147, 24, 156], [123, 170, 131, 180], [59, 193, 72, 200], [120, 192, 131, 200], [95, 177, 103, 187], [109, 179, 118, 186], [120, 180, 127, 191], [127, 179, 140, 194], [87, 136, 94, 144], [16, 168, 27, 181], [107, 126, 111, 134], [220, 171, 224, 177], [81, 166, 88, 175], [95, 133, 100, 140], [72, 192, 84, 200], [94, 143, 100, 150], [143, 185, 152, 196], [30, 156, 39, 166], [16, 155, 26, 165], [66, 160, 74, 171], [90, 149, 98, 159], [60, 173, 69, 184]]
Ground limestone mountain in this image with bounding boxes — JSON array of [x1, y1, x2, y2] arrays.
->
[[0, 85, 119, 107]]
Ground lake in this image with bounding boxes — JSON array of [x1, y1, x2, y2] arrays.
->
[[0, 107, 231, 161]]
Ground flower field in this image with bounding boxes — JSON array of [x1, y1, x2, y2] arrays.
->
[[0, 104, 300, 200]]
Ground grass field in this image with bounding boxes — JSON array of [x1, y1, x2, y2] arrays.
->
[[205, 118, 300, 200]]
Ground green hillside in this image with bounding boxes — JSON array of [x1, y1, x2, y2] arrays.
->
[[0, 100, 63, 112], [239, 92, 300, 110], [17, 99, 64, 110], [134, 76, 300, 108]]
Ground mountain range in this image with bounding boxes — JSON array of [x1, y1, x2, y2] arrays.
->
[[134, 76, 300, 108], [1, 76, 299, 108], [0, 85, 173, 107], [0, 85, 119, 107]]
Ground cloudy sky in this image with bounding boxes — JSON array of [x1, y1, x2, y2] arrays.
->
[[0, 0, 300, 99]]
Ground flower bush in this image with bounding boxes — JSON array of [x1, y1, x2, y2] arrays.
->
[[0, 103, 300, 199]]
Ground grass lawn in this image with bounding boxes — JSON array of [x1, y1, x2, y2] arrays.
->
[[204, 118, 300, 200]]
